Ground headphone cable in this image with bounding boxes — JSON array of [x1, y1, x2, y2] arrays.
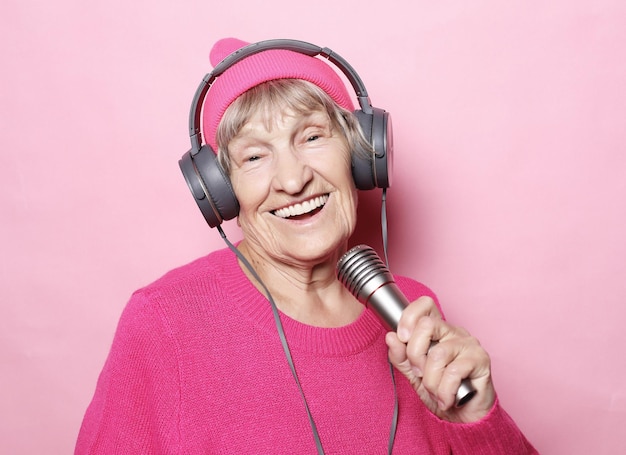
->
[[381, 187, 399, 454], [217, 226, 325, 455], [216, 186, 397, 455]]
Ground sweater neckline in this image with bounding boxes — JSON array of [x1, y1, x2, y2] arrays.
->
[[217, 247, 385, 356]]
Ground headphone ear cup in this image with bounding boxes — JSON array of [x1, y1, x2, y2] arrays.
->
[[353, 108, 392, 190], [370, 107, 392, 189], [352, 110, 375, 190], [178, 146, 239, 228]]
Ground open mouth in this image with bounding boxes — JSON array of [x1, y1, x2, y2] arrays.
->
[[272, 194, 329, 219]]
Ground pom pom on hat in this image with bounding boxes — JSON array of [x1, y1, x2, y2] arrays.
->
[[202, 37, 355, 152], [209, 37, 248, 67]]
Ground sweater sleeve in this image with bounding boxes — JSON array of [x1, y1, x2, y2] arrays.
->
[[443, 397, 538, 454], [395, 276, 537, 453], [75, 291, 181, 454]]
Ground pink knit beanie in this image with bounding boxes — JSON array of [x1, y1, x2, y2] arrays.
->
[[202, 38, 356, 152]]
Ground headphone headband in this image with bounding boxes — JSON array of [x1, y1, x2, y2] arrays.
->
[[189, 39, 375, 153], [180, 38, 392, 228]]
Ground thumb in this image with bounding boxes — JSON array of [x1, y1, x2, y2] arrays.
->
[[386, 332, 422, 386]]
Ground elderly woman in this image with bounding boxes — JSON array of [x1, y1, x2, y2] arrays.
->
[[76, 38, 536, 454]]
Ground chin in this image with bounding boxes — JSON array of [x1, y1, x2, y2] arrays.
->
[[286, 236, 348, 262]]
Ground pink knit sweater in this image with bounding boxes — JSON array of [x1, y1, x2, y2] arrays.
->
[[76, 247, 537, 454]]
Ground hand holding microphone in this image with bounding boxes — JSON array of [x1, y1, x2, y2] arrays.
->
[[337, 244, 478, 408]]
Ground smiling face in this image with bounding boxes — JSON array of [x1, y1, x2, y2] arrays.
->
[[227, 105, 358, 267]]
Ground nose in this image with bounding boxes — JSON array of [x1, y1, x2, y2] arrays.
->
[[271, 147, 313, 194]]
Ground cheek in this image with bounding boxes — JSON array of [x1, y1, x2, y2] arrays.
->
[[231, 173, 264, 212], [332, 183, 358, 229], [346, 188, 359, 226]]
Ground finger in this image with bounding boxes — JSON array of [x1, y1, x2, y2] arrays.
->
[[385, 332, 408, 367], [419, 336, 453, 399], [437, 357, 476, 410], [396, 296, 441, 343], [417, 319, 468, 389], [386, 332, 424, 387], [420, 323, 485, 408], [404, 315, 440, 375]]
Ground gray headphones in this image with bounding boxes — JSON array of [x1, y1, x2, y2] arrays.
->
[[179, 39, 393, 228]]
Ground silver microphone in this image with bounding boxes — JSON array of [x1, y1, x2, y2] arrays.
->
[[337, 244, 476, 407]]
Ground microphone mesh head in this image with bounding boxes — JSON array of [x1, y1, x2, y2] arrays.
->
[[336, 245, 393, 303]]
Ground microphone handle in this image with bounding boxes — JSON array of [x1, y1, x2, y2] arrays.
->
[[367, 281, 476, 407], [337, 245, 477, 407]]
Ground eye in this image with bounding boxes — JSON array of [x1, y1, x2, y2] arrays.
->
[[230, 149, 265, 170], [307, 134, 320, 142]]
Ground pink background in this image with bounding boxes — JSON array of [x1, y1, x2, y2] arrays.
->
[[2, 1, 625, 453]]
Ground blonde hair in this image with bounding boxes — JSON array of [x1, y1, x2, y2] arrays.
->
[[216, 79, 373, 174]]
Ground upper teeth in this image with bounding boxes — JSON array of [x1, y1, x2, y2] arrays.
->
[[274, 195, 329, 218]]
